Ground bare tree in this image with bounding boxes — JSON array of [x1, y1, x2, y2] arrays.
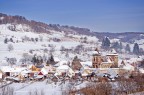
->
[[34, 89, 39, 95], [6, 58, 17, 66], [1, 86, 14, 95], [72, 82, 112, 95], [28, 90, 32, 95], [49, 45, 55, 54], [28, 89, 45, 95], [60, 46, 65, 54], [4, 38, 8, 44], [21, 53, 33, 64], [40, 89, 45, 95], [7, 44, 14, 52], [65, 49, 69, 59], [39, 35, 43, 42], [43, 48, 48, 53]]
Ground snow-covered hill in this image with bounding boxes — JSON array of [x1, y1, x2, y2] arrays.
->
[[0, 13, 144, 66], [0, 24, 99, 64]]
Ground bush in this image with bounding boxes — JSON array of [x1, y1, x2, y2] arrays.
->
[[74, 82, 112, 95]]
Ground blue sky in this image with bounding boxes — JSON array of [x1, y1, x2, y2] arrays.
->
[[0, 0, 144, 32]]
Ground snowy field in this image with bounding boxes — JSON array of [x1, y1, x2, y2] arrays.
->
[[4, 80, 144, 95], [2, 80, 87, 95], [10, 81, 63, 95]]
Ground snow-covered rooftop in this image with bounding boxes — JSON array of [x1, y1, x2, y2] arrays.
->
[[57, 65, 70, 70]]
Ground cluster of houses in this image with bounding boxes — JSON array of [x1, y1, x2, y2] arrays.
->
[[0, 59, 76, 82], [0, 48, 144, 82]]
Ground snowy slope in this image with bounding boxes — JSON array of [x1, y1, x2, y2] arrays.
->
[[0, 23, 143, 66], [0, 24, 99, 64]]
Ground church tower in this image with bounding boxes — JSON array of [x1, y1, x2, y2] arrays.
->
[[92, 48, 102, 68]]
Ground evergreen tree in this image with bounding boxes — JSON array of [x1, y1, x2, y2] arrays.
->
[[46, 60, 50, 66], [36, 58, 40, 64], [105, 37, 110, 47], [10, 38, 13, 42], [35, 38, 38, 42], [133, 43, 140, 55], [4, 38, 8, 44], [40, 58, 43, 63], [102, 37, 110, 49], [32, 55, 37, 64], [139, 48, 144, 55], [125, 44, 131, 53], [102, 38, 105, 47], [49, 54, 54, 62], [111, 42, 119, 49], [46, 54, 55, 65], [31, 38, 34, 42], [119, 42, 123, 50]]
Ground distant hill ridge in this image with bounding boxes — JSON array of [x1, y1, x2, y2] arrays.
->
[[0, 13, 92, 35], [0, 13, 144, 42]]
